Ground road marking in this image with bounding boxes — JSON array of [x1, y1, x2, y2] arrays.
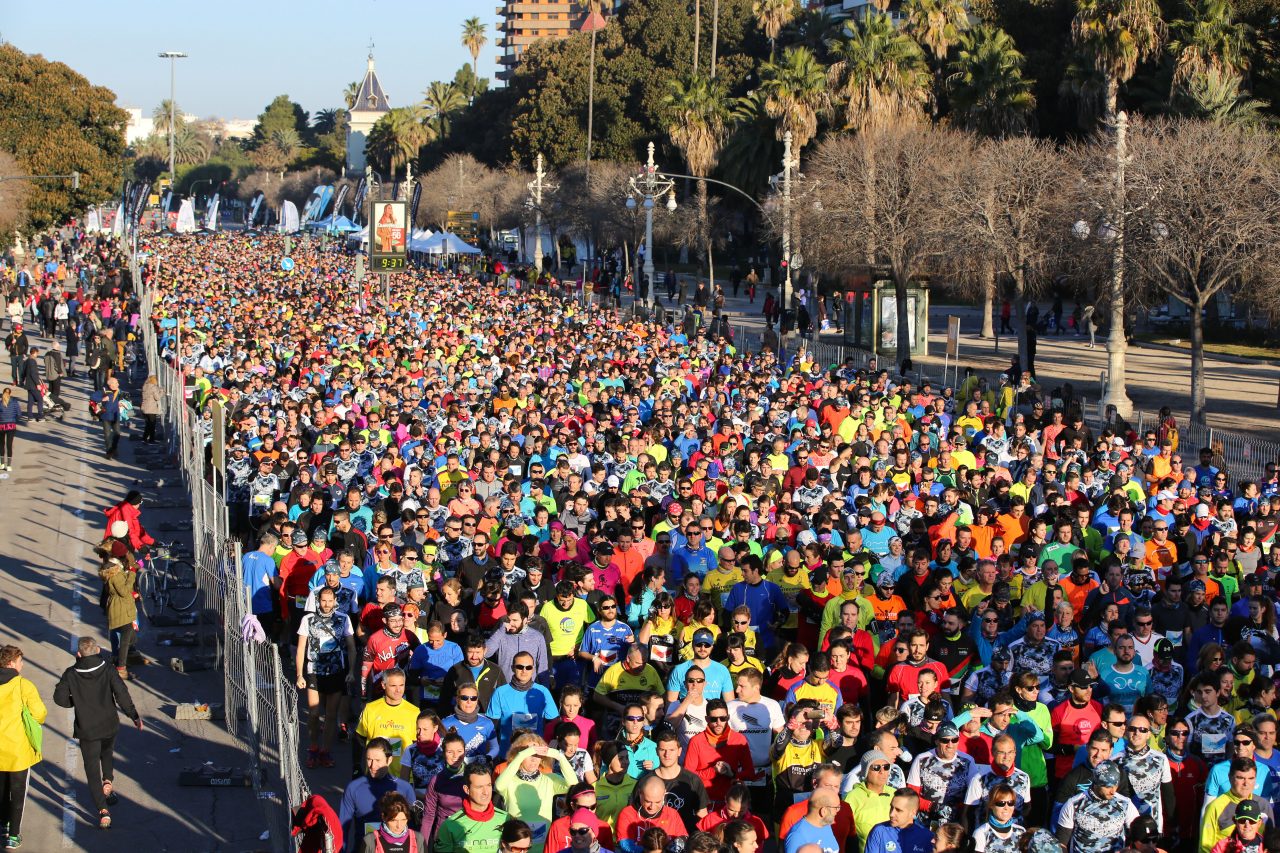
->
[[62, 452, 89, 849]]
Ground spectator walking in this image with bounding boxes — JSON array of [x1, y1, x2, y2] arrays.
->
[[140, 376, 161, 443], [98, 556, 138, 679], [53, 638, 142, 830], [0, 644, 47, 849], [43, 347, 67, 416], [90, 375, 124, 459], [17, 345, 43, 422], [0, 388, 18, 472]]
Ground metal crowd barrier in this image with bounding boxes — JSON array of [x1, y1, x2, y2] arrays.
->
[[136, 252, 309, 853]]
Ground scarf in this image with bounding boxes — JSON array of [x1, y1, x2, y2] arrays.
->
[[509, 678, 534, 693], [462, 800, 496, 822], [1014, 695, 1036, 712], [378, 824, 412, 844], [989, 814, 1017, 830], [516, 768, 541, 782], [452, 707, 479, 724]]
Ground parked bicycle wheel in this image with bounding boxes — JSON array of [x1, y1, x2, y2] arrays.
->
[[166, 560, 199, 612], [136, 564, 161, 624]]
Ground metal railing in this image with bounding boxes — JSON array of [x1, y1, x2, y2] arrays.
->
[[1080, 395, 1279, 483], [136, 253, 308, 853]]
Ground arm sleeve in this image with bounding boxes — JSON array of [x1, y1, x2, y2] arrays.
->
[[52, 673, 71, 709], [1056, 796, 1077, 847]]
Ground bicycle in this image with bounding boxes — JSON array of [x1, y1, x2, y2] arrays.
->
[[137, 539, 199, 623]]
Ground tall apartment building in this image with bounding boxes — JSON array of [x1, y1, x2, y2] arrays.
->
[[496, 0, 606, 82]]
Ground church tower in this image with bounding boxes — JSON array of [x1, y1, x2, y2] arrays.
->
[[346, 52, 390, 176]]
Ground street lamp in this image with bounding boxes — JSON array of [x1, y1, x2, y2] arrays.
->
[[1072, 110, 1133, 417], [769, 131, 800, 320], [526, 154, 557, 274], [158, 51, 187, 186], [625, 142, 676, 307]]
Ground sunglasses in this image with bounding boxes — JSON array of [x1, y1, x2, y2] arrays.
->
[[869, 764, 891, 772], [1128, 726, 1150, 733], [686, 677, 706, 684], [513, 664, 534, 671], [1169, 730, 1190, 737], [458, 695, 479, 702], [937, 737, 959, 744], [1235, 740, 1256, 747], [733, 620, 750, 626], [994, 800, 1015, 807], [625, 715, 646, 722], [571, 828, 593, 836], [708, 716, 729, 723]]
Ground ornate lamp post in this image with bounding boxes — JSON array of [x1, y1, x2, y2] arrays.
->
[[625, 142, 676, 307]]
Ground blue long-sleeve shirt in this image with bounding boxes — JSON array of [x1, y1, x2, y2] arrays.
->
[[865, 821, 933, 853], [968, 612, 1031, 668], [337, 772, 415, 853], [723, 579, 791, 653]]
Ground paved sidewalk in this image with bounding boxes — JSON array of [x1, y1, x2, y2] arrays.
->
[[0, 336, 270, 852]]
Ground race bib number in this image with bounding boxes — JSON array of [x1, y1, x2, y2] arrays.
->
[[253, 494, 270, 506], [1202, 732, 1227, 757], [599, 648, 618, 665], [294, 595, 308, 609], [512, 711, 535, 731], [1165, 630, 1183, 647], [651, 643, 672, 663], [720, 593, 730, 607], [386, 737, 405, 757]]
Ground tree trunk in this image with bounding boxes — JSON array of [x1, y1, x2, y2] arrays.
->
[[1191, 293, 1207, 425], [1105, 75, 1119, 126], [698, 177, 710, 283], [710, 0, 720, 79], [586, 28, 597, 180], [981, 263, 995, 338], [693, 0, 701, 75]]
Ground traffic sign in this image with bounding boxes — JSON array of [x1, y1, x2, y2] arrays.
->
[[280, 257, 294, 272]]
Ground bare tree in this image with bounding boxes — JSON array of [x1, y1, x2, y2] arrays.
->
[[806, 126, 966, 365], [1123, 118, 1280, 424], [947, 136, 1078, 368]]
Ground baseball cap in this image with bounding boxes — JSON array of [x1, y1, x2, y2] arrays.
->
[[1154, 638, 1175, 659], [1069, 669, 1093, 688], [594, 542, 615, 557], [607, 475, 621, 488], [667, 501, 683, 515], [291, 530, 309, 547], [936, 722, 960, 740], [692, 629, 716, 646], [1194, 503, 1210, 518], [993, 582, 1012, 602], [1236, 799, 1264, 822], [1093, 760, 1122, 788]]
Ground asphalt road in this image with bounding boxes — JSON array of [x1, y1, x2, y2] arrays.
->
[[0, 333, 273, 852]]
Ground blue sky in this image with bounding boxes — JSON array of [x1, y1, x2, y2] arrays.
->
[[5, 0, 503, 120]]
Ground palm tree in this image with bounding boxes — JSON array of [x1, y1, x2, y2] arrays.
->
[[421, 81, 467, 140], [1071, 0, 1166, 121], [153, 99, 183, 136], [720, 92, 785, 199], [759, 46, 828, 151], [754, 0, 800, 59], [1168, 0, 1251, 86], [173, 125, 211, 166], [827, 13, 932, 133], [366, 108, 431, 180], [664, 74, 730, 285], [312, 108, 341, 135], [948, 26, 1036, 137], [903, 0, 969, 62], [1174, 65, 1266, 124], [461, 17, 488, 79], [694, 0, 702, 74], [343, 81, 360, 111]]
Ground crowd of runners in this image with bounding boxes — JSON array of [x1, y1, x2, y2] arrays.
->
[[6, 225, 1280, 853]]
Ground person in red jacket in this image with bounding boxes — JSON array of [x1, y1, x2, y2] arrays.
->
[[1048, 670, 1102, 781], [1165, 719, 1209, 850], [616, 775, 688, 847], [103, 490, 155, 554], [696, 783, 770, 840], [684, 699, 758, 806]]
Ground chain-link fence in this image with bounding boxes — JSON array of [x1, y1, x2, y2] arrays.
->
[[135, 252, 308, 853]]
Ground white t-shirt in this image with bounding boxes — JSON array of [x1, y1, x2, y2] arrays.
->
[[727, 696, 785, 772]]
